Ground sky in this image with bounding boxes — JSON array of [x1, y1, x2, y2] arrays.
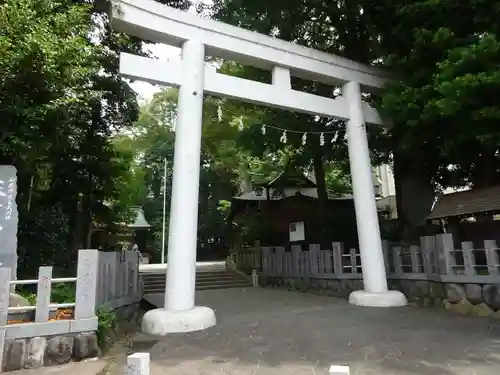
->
[[128, 0, 213, 103], [129, 43, 180, 103]]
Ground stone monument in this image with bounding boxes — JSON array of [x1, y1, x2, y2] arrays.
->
[[0, 166, 18, 291]]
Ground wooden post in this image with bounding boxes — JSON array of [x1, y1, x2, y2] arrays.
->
[[484, 240, 500, 276], [125, 352, 150, 375], [409, 246, 421, 274], [35, 266, 52, 323], [350, 248, 358, 274], [309, 244, 320, 276], [461, 242, 475, 276], [435, 233, 455, 275], [332, 242, 343, 275], [392, 246, 404, 276], [74, 249, 99, 320]]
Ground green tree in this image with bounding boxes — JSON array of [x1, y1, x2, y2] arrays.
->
[[208, 3, 371, 244], [118, 87, 293, 259], [364, 0, 500, 188], [0, 0, 192, 274]]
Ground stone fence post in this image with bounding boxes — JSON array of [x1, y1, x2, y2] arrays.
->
[[0, 267, 12, 371], [35, 266, 52, 322], [74, 249, 99, 319]]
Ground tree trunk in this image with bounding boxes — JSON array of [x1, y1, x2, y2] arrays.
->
[[313, 151, 329, 246]]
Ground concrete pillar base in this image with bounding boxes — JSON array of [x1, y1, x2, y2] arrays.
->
[[141, 306, 216, 335], [348, 290, 407, 307]]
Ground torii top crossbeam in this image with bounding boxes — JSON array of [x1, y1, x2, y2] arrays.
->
[[111, 0, 389, 125]]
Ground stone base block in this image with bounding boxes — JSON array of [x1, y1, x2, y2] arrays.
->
[[348, 290, 407, 307], [141, 306, 216, 335]]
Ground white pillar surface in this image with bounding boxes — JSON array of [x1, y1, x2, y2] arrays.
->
[[343, 81, 407, 307], [141, 39, 216, 334], [164, 39, 205, 312]]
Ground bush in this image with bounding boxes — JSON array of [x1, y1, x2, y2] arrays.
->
[[96, 307, 117, 348]]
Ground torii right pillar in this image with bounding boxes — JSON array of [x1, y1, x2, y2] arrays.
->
[[343, 81, 407, 307]]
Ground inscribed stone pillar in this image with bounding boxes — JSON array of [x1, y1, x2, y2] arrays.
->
[[0, 166, 18, 290]]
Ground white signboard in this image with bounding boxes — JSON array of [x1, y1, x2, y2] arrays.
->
[[289, 221, 305, 242]]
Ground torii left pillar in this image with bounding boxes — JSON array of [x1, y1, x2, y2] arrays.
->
[[141, 39, 216, 335]]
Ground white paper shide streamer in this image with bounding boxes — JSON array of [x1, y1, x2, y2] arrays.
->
[[280, 130, 287, 144], [217, 105, 223, 122], [238, 116, 244, 131]]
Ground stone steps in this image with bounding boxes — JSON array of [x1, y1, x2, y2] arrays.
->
[[142, 269, 252, 294]]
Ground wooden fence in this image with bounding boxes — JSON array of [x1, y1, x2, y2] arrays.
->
[[241, 234, 500, 284], [0, 249, 141, 340]]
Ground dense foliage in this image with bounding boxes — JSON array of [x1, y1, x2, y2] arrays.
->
[[210, 0, 500, 190], [0, 0, 189, 276], [4, 0, 499, 269]]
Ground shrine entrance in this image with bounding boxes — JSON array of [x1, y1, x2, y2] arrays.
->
[[111, 0, 407, 335]]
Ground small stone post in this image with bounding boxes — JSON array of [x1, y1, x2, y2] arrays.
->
[[251, 269, 258, 287], [125, 352, 150, 375], [329, 365, 350, 375]]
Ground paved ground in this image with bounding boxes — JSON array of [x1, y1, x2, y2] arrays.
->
[[5, 359, 108, 375], [128, 288, 500, 375]]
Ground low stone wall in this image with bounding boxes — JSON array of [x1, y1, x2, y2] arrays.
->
[[389, 279, 500, 317], [1, 302, 143, 372], [259, 275, 363, 298], [259, 275, 500, 318], [3, 332, 99, 371]]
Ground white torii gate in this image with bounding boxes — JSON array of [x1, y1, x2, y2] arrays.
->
[[111, 0, 407, 335]]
